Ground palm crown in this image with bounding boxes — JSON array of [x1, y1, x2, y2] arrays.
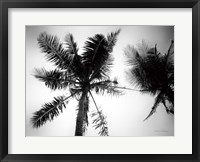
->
[[124, 40, 174, 120], [31, 29, 121, 136]]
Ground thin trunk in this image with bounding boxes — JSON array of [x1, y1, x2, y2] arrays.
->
[[75, 89, 89, 136]]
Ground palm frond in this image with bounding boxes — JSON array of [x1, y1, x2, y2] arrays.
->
[[144, 92, 164, 121], [34, 68, 80, 90], [162, 100, 174, 114], [106, 29, 121, 53], [82, 34, 107, 66], [64, 33, 79, 55], [69, 54, 86, 81], [124, 45, 141, 67], [137, 40, 150, 57], [147, 44, 158, 55], [64, 33, 86, 80], [37, 32, 67, 69], [89, 56, 114, 81], [38, 32, 84, 78], [91, 79, 122, 96], [32, 96, 66, 128], [34, 68, 68, 90], [91, 110, 109, 136], [32, 91, 78, 128], [89, 91, 109, 136], [82, 30, 120, 80], [164, 40, 174, 76], [167, 40, 174, 62]]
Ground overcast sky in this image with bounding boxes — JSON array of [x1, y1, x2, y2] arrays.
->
[[26, 25, 174, 136]]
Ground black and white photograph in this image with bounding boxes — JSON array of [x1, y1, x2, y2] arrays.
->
[[26, 25, 174, 137]]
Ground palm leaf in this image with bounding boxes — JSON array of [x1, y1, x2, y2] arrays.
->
[[144, 92, 164, 121], [34, 68, 69, 90], [91, 110, 109, 136], [106, 29, 121, 53], [31, 96, 66, 128], [82, 29, 120, 80], [34, 68, 80, 90], [64, 33, 87, 81], [89, 56, 114, 81], [91, 29, 120, 80], [164, 40, 174, 80], [89, 91, 109, 136], [162, 100, 174, 114], [91, 79, 122, 96], [167, 40, 174, 63], [124, 45, 140, 67], [82, 34, 107, 67], [65, 33, 79, 55], [37, 32, 68, 69]]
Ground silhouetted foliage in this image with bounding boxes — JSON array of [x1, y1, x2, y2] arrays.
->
[[32, 29, 121, 136], [124, 40, 174, 120]]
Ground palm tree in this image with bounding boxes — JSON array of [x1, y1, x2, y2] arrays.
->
[[124, 40, 174, 120], [31, 29, 121, 136]]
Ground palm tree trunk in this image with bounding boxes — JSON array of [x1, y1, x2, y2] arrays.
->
[[75, 89, 89, 136]]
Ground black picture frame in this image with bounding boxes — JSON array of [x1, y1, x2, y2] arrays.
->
[[0, 0, 199, 161]]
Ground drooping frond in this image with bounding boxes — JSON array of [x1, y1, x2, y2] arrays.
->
[[32, 96, 66, 128], [162, 100, 174, 114], [91, 78, 122, 96], [89, 91, 109, 136], [144, 92, 164, 121], [34, 68, 69, 90], [32, 91, 78, 128], [91, 110, 109, 136]]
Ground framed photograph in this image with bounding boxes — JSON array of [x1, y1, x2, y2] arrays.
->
[[0, 0, 199, 161]]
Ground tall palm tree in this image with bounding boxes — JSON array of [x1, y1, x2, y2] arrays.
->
[[124, 40, 174, 120], [31, 29, 121, 136]]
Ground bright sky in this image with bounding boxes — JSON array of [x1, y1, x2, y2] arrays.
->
[[26, 25, 174, 136]]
